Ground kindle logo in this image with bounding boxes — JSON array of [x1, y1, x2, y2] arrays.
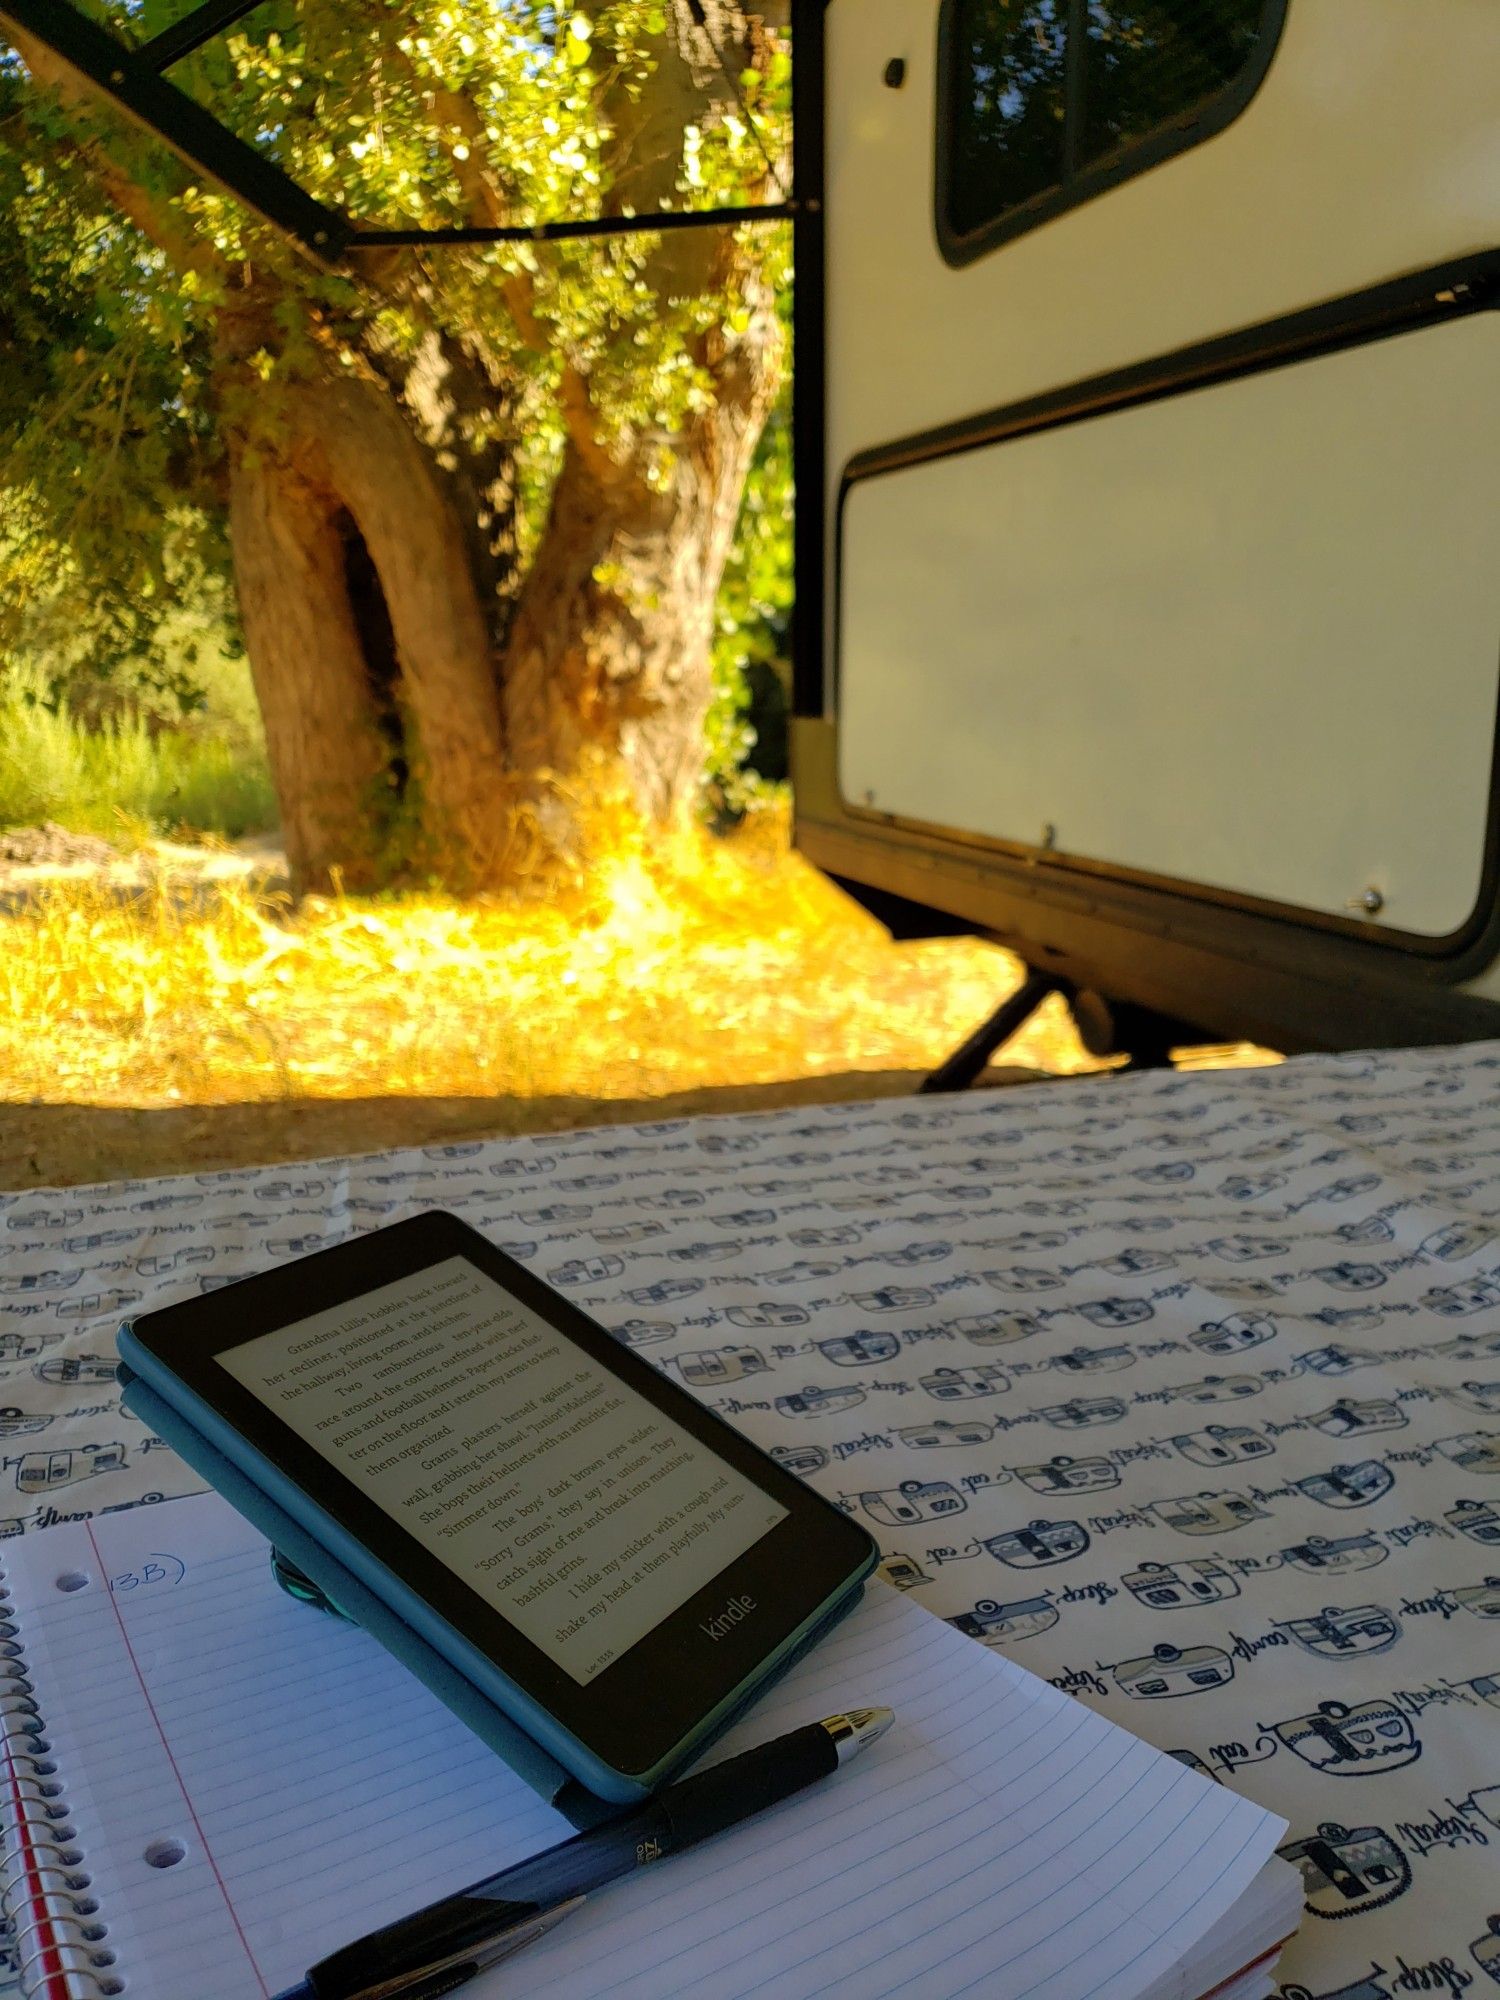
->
[[700, 1593, 757, 1641]]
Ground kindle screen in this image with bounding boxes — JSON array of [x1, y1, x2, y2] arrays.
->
[[220, 1255, 787, 1685]]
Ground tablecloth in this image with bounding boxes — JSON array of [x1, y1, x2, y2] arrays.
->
[[3, 1041, 1500, 2000]]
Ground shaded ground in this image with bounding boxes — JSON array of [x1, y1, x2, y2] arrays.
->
[[0, 1067, 1067, 1188]]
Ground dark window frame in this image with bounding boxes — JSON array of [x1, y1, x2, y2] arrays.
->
[[934, 0, 1291, 268]]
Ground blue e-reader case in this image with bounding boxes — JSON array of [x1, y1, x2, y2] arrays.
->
[[120, 1370, 619, 1827], [119, 1366, 863, 1828]]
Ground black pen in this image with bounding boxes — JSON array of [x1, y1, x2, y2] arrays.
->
[[273, 1706, 894, 2000]]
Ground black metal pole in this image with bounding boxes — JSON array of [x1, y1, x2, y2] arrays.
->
[[139, 0, 264, 72], [919, 972, 1066, 1094]]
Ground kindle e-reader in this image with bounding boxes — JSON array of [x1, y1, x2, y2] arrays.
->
[[117, 1211, 878, 1802]]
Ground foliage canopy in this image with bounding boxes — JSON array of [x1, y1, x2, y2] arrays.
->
[[0, 2, 792, 790]]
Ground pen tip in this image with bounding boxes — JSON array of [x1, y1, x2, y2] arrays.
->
[[830, 1705, 895, 1764]]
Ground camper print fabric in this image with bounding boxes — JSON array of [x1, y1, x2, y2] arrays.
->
[[4, 1040, 1500, 1998]]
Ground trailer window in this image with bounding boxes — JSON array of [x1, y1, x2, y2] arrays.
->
[[938, 0, 1287, 263]]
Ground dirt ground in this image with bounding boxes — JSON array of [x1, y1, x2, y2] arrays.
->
[[0, 1065, 1060, 1190]]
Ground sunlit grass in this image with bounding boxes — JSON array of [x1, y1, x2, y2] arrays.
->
[[0, 663, 277, 842], [1, 801, 1133, 1110]]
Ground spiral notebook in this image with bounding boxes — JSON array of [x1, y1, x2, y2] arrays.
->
[[0, 1492, 1299, 2000]]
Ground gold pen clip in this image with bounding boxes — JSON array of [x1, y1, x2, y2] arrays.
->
[[354, 1897, 586, 2000]]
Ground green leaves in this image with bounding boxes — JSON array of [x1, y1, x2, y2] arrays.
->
[[3, 1, 793, 759]]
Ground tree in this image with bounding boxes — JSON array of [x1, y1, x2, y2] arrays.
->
[[1, 2, 790, 890]]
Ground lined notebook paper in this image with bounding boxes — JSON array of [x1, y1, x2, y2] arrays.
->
[[0, 1494, 1294, 2000]]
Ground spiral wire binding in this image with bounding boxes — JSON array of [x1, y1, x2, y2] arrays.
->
[[0, 1565, 119, 1998]]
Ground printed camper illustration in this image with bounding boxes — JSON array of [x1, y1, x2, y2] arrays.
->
[[1145, 1490, 1267, 1536], [1168, 1424, 1273, 1468], [612, 1318, 675, 1347], [848, 1286, 935, 1313], [773, 1385, 865, 1419], [1110, 1642, 1234, 1699], [1420, 1221, 1495, 1261], [664, 1345, 767, 1388], [0, 1409, 51, 1438], [0, 1268, 81, 1297], [1052, 1342, 1135, 1373], [8, 1442, 127, 1493], [948, 1595, 1058, 1645], [1433, 1328, 1500, 1362], [1190, 1316, 1276, 1356], [950, 1313, 1040, 1347], [876, 1551, 930, 1592], [1073, 1299, 1153, 1331], [1012, 1454, 1118, 1497], [547, 1254, 624, 1287], [1305, 1306, 1385, 1333], [921, 1365, 1011, 1401], [982, 1518, 1090, 1568], [1166, 1375, 1261, 1404], [8, 1204, 83, 1232], [1270, 1697, 1420, 1776], [857, 1479, 966, 1528], [981, 1267, 1062, 1295], [1294, 1461, 1394, 1509], [1036, 1395, 1126, 1428], [1280, 1533, 1389, 1578], [1450, 1576, 1500, 1620], [595, 1222, 666, 1245], [896, 1418, 994, 1448], [1333, 1216, 1393, 1246], [726, 1303, 810, 1330], [622, 1278, 702, 1306], [135, 1247, 214, 1277], [1202, 1237, 1285, 1263], [1447, 1498, 1500, 1546], [0, 1332, 51, 1364], [1122, 1558, 1239, 1610], [1435, 1432, 1500, 1475], [1304, 1262, 1386, 1293], [1273, 1604, 1400, 1659], [35, 1355, 119, 1386], [1470, 1916, 1500, 1988], [1277, 1821, 1411, 1920], [817, 1331, 900, 1368], [769, 1443, 828, 1478], [1298, 1344, 1379, 1377], [1422, 1271, 1500, 1318], [1447, 1379, 1500, 1415], [1309, 1398, 1407, 1439]]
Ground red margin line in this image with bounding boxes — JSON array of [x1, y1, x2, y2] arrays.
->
[[85, 1521, 270, 1998]]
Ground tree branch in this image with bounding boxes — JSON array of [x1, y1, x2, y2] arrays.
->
[[6, 27, 227, 281], [400, 63, 617, 483]]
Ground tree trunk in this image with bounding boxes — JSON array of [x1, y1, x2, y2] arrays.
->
[[502, 0, 787, 837], [227, 445, 392, 893], [226, 355, 516, 895], [296, 367, 514, 888], [504, 335, 780, 834]]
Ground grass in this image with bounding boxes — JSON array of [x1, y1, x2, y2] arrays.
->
[[0, 802, 1129, 1111], [0, 659, 277, 843]]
